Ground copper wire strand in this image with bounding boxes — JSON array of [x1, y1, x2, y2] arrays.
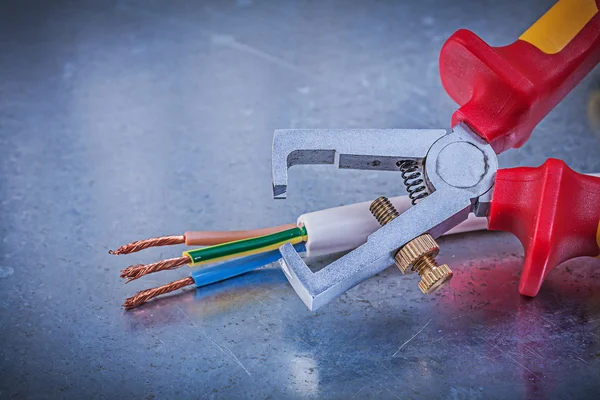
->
[[120, 255, 190, 282], [109, 235, 185, 255], [123, 276, 195, 309], [109, 223, 296, 255]]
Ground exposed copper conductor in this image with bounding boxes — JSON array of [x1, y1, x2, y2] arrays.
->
[[109, 235, 185, 255], [120, 255, 190, 282], [123, 276, 195, 309]]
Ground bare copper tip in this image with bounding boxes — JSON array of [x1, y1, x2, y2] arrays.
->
[[109, 235, 185, 255], [123, 276, 195, 309], [120, 255, 190, 282]]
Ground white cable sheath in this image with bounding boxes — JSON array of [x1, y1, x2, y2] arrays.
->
[[298, 197, 486, 257], [299, 172, 600, 257]]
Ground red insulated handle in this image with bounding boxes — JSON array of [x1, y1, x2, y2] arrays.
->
[[440, 0, 600, 153], [488, 159, 600, 296]]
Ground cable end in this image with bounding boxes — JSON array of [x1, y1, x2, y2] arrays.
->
[[123, 276, 195, 309], [120, 256, 190, 282], [120, 264, 144, 280], [110, 235, 185, 256]]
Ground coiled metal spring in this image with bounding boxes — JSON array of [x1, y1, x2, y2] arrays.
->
[[397, 160, 429, 205]]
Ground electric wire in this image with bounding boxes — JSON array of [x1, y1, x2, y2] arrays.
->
[[183, 224, 297, 246], [123, 243, 306, 309], [191, 242, 306, 288], [184, 226, 306, 266], [120, 226, 307, 282], [110, 224, 297, 255]]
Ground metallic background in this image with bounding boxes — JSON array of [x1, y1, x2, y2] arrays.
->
[[1, 0, 600, 398]]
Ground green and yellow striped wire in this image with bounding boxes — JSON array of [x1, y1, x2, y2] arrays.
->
[[183, 226, 307, 266]]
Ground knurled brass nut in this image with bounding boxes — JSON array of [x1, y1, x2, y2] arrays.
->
[[418, 264, 453, 294], [394, 234, 440, 274]]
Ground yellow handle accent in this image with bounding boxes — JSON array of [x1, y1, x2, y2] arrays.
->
[[519, 0, 598, 54]]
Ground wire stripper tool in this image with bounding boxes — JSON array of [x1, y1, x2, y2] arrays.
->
[[271, 0, 600, 310]]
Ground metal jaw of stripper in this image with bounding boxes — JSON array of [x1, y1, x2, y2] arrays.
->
[[271, 123, 498, 310]]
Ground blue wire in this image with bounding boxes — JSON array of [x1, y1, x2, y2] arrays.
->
[[190, 242, 306, 288]]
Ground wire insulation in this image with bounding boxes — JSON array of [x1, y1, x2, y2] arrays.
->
[[185, 223, 297, 246], [299, 196, 490, 257], [191, 242, 306, 288], [183, 226, 307, 266]]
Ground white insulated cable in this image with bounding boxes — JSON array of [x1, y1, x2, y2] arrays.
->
[[298, 197, 485, 257], [298, 172, 600, 258]]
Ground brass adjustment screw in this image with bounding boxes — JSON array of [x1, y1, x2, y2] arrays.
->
[[369, 196, 400, 225], [395, 234, 452, 294], [369, 196, 453, 294]]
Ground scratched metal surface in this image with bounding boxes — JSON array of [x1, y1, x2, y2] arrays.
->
[[1, 0, 600, 399]]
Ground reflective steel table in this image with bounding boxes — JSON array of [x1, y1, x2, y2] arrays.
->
[[1, 0, 599, 398]]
